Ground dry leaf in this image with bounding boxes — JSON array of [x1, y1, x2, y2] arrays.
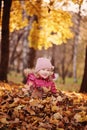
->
[[0, 82, 87, 129]]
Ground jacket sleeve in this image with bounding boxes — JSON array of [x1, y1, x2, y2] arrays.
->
[[26, 73, 35, 85], [23, 74, 35, 93]]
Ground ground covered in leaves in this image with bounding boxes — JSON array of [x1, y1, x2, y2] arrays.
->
[[0, 82, 87, 130]]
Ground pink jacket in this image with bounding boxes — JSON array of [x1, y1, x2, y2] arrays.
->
[[26, 73, 57, 93]]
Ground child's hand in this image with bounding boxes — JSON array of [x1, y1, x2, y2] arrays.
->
[[24, 68, 30, 77], [42, 87, 50, 93], [22, 85, 30, 92]]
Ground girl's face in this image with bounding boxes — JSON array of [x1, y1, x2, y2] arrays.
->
[[38, 68, 53, 79]]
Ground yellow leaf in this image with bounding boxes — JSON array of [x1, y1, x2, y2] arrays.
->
[[51, 105, 58, 112]]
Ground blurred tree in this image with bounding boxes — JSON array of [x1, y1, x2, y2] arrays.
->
[[19, 1, 38, 71], [0, 0, 1, 14], [28, 48, 36, 68], [9, 30, 23, 66], [0, 0, 12, 81], [80, 46, 87, 93], [21, 16, 37, 70], [72, 4, 82, 83], [61, 43, 66, 84]]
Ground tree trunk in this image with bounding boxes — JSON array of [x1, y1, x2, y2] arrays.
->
[[61, 44, 66, 84], [73, 40, 78, 82], [0, 0, 2, 14], [51, 45, 56, 70], [28, 48, 36, 68], [23, 47, 36, 83], [79, 46, 87, 93], [73, 5, 81, 83], [0, 0, 12, 81]]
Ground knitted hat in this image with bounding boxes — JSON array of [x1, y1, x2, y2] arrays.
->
[[35, 57, 54, 72]]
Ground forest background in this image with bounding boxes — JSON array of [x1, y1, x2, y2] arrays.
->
[[0, 0, 87, 93]]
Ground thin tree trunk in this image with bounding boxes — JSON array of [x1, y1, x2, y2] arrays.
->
[[73, 5, 81, 83], [0, 0, 2, 14], [28, 48, 36, 68], [0, 0, 2, 62], [73, 41, 78, 82], [0, 0, 12, 81], [79, 46, 87, 93], [61, 44, 66, 84], [22, 15, 37, 70], [9, 30, 22, 65], [51, 45, 55, 69]]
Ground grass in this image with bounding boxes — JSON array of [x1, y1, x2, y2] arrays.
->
[[7, 71, 23, 84], [8, 71, 82, 92], [56, 77, 82, 92]]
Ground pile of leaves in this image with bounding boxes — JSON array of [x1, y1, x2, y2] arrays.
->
[[0, 82, 87, 130]]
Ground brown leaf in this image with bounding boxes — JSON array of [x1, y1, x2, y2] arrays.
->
[[0, 117, 9, 124]]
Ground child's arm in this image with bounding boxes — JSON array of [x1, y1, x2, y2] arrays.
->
[[24, 68, 35, 77], [22, 73, 35, 94], [22, 82, 34, 95]]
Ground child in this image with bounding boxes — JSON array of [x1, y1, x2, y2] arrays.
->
[[22, 57, 57, 98]]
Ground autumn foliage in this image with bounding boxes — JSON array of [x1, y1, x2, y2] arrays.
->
[[6, 0, 73, 50], [0, 82, 87, 130]]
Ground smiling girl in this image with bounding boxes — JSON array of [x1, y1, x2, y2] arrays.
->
[[22, 57, 57, 98]]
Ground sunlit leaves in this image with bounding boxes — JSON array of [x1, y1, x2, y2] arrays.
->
[[72, 0, 83, 5], [9, 0, 73, 49], [1, 0, 74, 49], [10, 0, 28, 32], [28, 9, 73, 49]]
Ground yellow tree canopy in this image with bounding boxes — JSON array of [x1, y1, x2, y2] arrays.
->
[[10, 1, 28, 32], [24, 1, 73, 49], [29, 10, 73, 49], [1, 0, 75, 49]]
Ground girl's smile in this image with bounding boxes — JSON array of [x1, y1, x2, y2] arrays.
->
[[38, 69, 52, 79]]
